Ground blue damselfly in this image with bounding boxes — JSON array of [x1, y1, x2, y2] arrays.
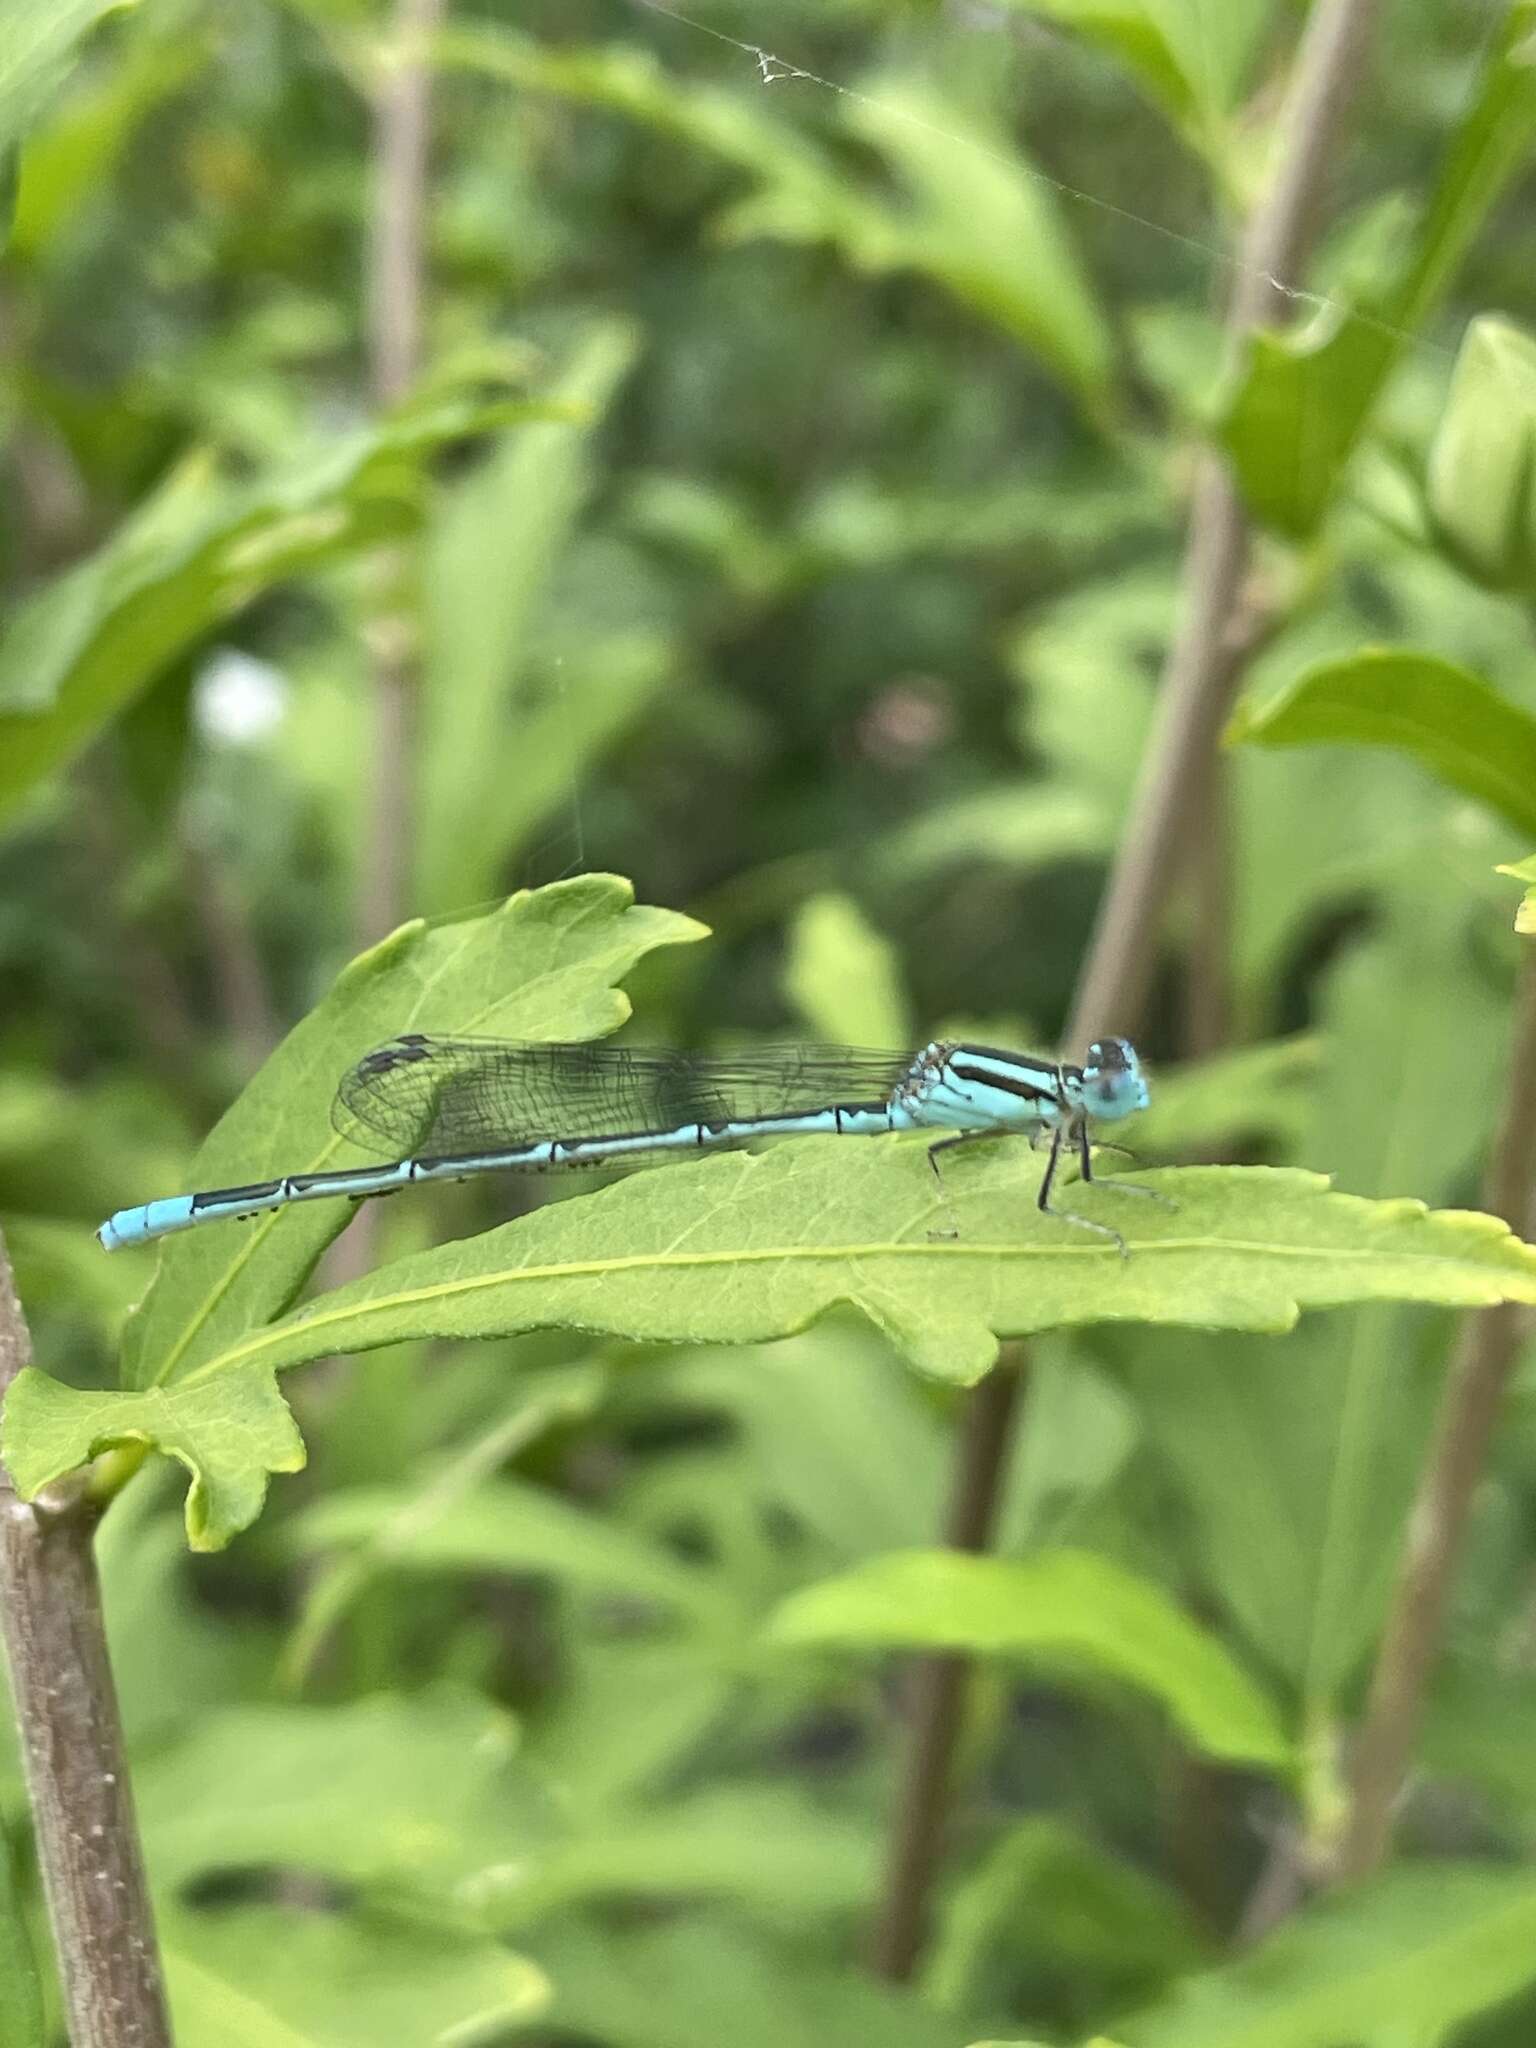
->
[[97, 1034, 1155, 1253]]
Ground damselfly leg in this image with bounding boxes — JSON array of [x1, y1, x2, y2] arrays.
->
[[1074, 1123, 1174, 1206], [925, 1131, 1003, 1239]]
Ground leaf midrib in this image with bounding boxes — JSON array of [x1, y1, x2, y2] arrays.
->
[[179, 1229, 1536, 1390]]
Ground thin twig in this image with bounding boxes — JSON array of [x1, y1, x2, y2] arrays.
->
[[1336, 948, 1536, 1881], [181, 820, 282, 1075], [0, 1234, 173, 2047], [1180, 748, 1235, 1058], [872, 0, 1384, 1978]]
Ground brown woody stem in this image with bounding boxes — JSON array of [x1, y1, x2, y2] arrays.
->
[[0, 1235, 172, 2047], [872, 0, 1384, 1977]]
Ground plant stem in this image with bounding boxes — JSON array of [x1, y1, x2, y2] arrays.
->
[[0, 1233, 173, 2047], [869, 1362, 1021, 1979], [871, 0, 1383, 1978], [360, 0, 443, 948], [1337, 946, 1536, 1881]]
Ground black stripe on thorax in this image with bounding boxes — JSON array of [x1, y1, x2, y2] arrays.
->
[[947, 1059, 1058, 1104]]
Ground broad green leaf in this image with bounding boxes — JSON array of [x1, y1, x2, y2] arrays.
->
[[117, 875, 703, 1393], [783, 893, 909, 1046], [163, 1908, 548, 2048], [156, 1162, 1536, 1394], [524, 1636, 735, 1812], [722, 75, 1113, 410], [872, 782, 1114, 880], [990, 0, 1273, 157], [0, 0, 137, 159], [3, 879, 703, 1546], [532, 1916, 961, 2048], [1218, 1, 1536, 536], [10, 20, 200, 260], [1427, 316, 1536, 594], [279, 1368, 607, 1685], [1008, 566, 1164, 807], [0, 1817, 46, 2048], [488, 1783, 878, 1927], [768, 1548, 1290, 1768], [873, 785, 1112, 884], [1116, 1864, 1536, 2047], [161, 1948, 312, 2048], [138, 1691, 534, 1903], [288, 1474, 735, 1626], [1498, 852, 1536, 933], [1, 1363, 303, 1549], [0, 389, 559, 819], [415, 322, 645, 915], [1228, 648, 1536, 839], [670, 1329, 947, 1564], [17, 1169, 1536, 1548], [924, 1816, 1206, 2018], [95, 1469, 270, 1744], [1125, 882, 1505, 1699], [441, 30, 1112, 406]]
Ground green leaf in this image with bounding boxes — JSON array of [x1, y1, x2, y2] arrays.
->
[[924, 1816, 1206, 2018], [415, 322, 645, 915], [532, 1917, 961, 2048], [0, 389, 558, 819], [671, 1328, 948, 1564], [118, 875, 703, 1395], [163, 1907, 548, 2048], [162, 1162, 1536, 1395], [989, 0, 1273, 156], [3, 878, 703, 1547], [487, 1784, 878, 1927], [10, 21, 201, 260], [767, 1548, 1290, 1769], [0, 1363, 303, 1550], [1116, 1864, 1536, 2047], [1217, 1, 1536, 536], [1498, 852, 1536, 934], [873, 785, 1112, 885], [162, 1948, 313, 2048], [138, 1691, 531, 1902], [783, 893, 909, 1046], [1426, 315, 1536, 595], [288, 1474, 735, 1626], [0, 1816, 46, 2048], [441, 30, 1113, 407], [1227, 648, 1536, 838], [278, 1368, 607, 1686], [524, 1636, 734, 1812], [0, 0, 137, 159], [1125, 882, 1506, 1700], [721, 74, 1114, 411]]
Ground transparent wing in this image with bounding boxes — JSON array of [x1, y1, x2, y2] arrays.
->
[[332, 1035, 917, 1157]]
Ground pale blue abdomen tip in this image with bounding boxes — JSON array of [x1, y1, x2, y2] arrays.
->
[[97, 1197, 198, 1252]]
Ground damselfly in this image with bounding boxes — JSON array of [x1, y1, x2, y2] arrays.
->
[[97, 1034, 1156, 1254]]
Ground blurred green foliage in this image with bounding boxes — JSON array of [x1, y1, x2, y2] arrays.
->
[[5, 1, 1536, 2045]]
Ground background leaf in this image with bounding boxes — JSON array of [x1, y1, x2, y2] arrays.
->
[[1228, 648, 1536, 838], [768, 1548, 1291, 1768]]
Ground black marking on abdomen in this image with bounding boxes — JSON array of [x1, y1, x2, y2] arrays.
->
[[192, 1180, 280, 1211]]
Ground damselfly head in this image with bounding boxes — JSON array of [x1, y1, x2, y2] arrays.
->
[[1080, 1037, 1148, 1120]]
